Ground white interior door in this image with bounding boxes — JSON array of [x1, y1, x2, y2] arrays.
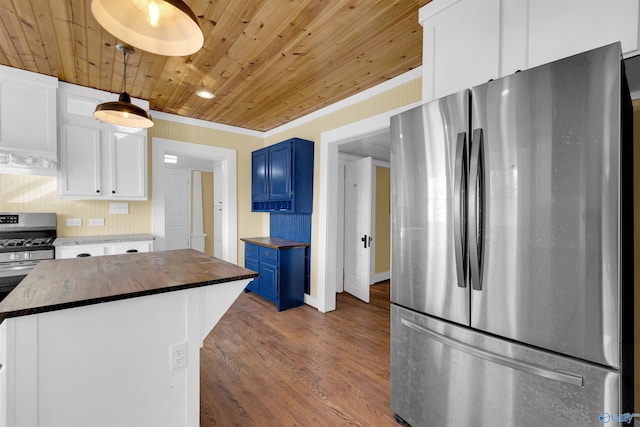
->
[[344, 157, 373, 302], [165, 168, 191, 250]]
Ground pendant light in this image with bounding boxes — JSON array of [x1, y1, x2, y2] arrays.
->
[[91, 0, 204, 57], [94, 44, 154, 128]]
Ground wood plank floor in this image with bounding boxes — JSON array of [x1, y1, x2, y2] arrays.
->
[[200, 282, 396, 426]]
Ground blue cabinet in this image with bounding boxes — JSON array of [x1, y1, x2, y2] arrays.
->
[[241, 238, 308, 311], [251, 137, 314, 213]]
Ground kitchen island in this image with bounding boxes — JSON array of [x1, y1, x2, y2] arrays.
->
[[0, 249, 257, 427]]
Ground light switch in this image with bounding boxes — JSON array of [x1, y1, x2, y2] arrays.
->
[[109, 203, 129, 214]]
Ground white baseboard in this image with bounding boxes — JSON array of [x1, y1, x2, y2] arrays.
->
[[372, 271, 390, 284], [304, 293, 319, 309]]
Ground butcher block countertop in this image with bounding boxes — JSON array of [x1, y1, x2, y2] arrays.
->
[[0, 249, 258, 322], [241, 236, 310, 249]]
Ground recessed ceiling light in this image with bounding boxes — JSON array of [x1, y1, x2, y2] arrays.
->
[[195, 89, 216, 99]]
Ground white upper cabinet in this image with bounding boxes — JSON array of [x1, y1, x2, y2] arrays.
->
[[109, 130, 147, 199], [0, 65, 58, 175], [420, 0, 640, 102], [57, 82, 149, 200], [420, 0, 501, 102], [58, 124, 102, 197], [525, 0, 639, 69]]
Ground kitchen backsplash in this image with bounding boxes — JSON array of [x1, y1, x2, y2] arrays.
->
[[0, 174, 152, 236]]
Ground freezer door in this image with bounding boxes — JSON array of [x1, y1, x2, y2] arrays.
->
[[469, 43, 625, 367], [391, 305, 623, 427], [391, 91, 470, 325]]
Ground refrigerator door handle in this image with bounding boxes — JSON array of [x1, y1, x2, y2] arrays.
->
[[400, 316, 584, 387], [453, 131, 468, 288], [469, 128, 485, 291]]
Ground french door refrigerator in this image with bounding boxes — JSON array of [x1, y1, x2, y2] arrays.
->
[[390, 42, 634, 427]]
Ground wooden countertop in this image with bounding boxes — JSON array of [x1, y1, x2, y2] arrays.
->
[[0, 249, 258, 322], [241, 236, 310, 250]]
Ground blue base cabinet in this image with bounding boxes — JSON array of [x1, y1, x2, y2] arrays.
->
[[242, 238, 309, 311], [251, 137, 314, 213]]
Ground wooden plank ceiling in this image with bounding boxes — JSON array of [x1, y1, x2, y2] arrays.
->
[[0, 0, 429, 132]]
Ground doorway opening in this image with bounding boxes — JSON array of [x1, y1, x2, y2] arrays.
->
[[163, 155, 224, 257], [317, 102, 420, 312], [152, 138, 237, 263], [337, 146, 391, 303]]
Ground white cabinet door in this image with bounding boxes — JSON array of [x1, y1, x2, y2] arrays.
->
[[109, 131, 147, 199], [526, 0, 640, 69], [109, 241, 153, 255], [0, 65, 57, 155], [420, 0, 501, 101], [56, 244, 106, 259], [58, 124, 102, 198]]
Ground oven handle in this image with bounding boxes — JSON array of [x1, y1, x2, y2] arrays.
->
[[0, 263, 38, 278]]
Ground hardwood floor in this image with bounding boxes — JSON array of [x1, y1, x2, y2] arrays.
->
[[200, 282, 396, 426]]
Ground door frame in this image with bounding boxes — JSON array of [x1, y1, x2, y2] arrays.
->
[[152, 138, 237, 263], [317, 102, 420, 312]]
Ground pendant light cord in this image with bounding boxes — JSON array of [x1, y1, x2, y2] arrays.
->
[[122, 50, 128, 94]]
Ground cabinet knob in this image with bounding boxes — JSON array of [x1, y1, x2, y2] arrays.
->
[[112, 190, 116, 194], [96, 189, 100, 193]]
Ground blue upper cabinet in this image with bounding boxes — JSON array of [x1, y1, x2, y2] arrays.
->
[[251, 148, 269, 202], [267, 143, 292, 200], [251, 137, 314, 213]]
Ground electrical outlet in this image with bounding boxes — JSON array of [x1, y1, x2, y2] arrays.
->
[[66, 218, 81, 227], [170, 342, 187, 370], [89, 218, 104, 226]]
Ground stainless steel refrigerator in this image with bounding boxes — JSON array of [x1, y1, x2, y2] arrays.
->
[[390, 42, 634, 427]]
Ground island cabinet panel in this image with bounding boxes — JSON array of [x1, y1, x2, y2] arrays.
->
[[251, 137, 314, 213], [242, 238, 308, 311], [0, 249, 257, 427]]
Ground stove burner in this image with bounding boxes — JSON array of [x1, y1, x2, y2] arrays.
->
[[0, 237, 56, 249]]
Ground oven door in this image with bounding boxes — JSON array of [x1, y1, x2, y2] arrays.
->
[[0, 261, 39, 299]]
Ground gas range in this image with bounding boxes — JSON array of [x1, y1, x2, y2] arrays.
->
[[0, 212, 57, 299]]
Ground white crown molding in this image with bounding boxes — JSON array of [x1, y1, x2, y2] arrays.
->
[[149, 110, 264, 138]]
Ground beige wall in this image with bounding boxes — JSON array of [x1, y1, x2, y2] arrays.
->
[[375, 166, 390, 275], [149, 119, 265, 263], [264, 78, 422, 298], [0, 174, 153, 236]]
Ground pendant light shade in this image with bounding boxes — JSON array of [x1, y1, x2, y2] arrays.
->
[[91, 0, 204, 57], [94, 93, 154, 128], [94, 44, 154, 128]]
